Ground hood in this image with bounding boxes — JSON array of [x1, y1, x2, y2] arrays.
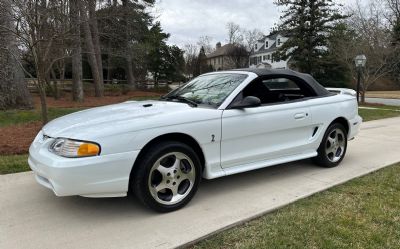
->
[[42, 100, 194, 139]]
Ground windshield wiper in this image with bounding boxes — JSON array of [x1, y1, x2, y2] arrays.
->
[[161, 96, 198, 107]]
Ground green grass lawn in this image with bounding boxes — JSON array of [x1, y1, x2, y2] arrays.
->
[[0, 154, 29, 174], [359, 105, 400, 122], [0, 108, 83, 127], [193, 163, 400, 249]]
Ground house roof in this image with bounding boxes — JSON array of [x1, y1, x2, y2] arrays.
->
[[252, 41, 278, 56], [257, 32, 280, 43], [206, 44, 236, 58]]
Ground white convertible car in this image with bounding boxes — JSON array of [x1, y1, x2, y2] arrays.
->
[[29, 69, 362, 212]]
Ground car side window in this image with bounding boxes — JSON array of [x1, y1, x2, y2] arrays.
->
[[238, 76, 316, 106], [262, 78, 300, 91]]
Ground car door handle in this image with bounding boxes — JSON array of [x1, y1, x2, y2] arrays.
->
[[294, 113, 307, 120]]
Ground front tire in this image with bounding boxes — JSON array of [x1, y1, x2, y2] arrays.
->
[[313, 123, 347, 168], [131, 141, 202, 212]]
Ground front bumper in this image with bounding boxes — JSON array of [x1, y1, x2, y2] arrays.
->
[[28, 134, 139, 198]]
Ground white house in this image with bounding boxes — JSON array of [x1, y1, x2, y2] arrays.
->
[[249, 32, 290, 69]]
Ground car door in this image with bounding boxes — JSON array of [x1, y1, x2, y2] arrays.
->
[[220, 77, 318, 169]]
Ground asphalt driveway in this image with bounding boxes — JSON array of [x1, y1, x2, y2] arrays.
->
[[1, 117, 400, 249]]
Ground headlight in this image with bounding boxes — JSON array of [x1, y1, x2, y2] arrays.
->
[[49, 138, 101, 158]]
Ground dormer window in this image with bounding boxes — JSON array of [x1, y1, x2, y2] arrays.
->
[[277, 39, 281, 46], [265, 40, 269, 49], [255, 44, 258, 50]]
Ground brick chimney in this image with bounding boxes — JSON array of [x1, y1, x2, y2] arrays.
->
[[216, 42, 222, 49]]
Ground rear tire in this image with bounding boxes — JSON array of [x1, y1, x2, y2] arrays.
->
[[313, 123, 347, 168], [131, 141, 202, 212]]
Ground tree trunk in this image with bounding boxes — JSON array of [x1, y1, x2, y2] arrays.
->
[[107, 40, 112, 82], [361, 91, 366, 104], [126, 52, 136, 89], [50, 69, 60, 100], [0, 0, 32, 110], [80, 1, 103, 97], [88, 0, 104, 86], [59, 62, 66, 98], [70, 0, 84, 101], [122, 0, 136, 90], [36, 66, 49, 124]]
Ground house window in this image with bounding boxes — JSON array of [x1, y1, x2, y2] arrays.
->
[[277, 39, 281, 46], [265, 41, 269, 48], [267, 54, 271, 60], [255, 44, 258, 50]]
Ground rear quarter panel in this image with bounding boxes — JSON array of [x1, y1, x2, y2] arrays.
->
[[308, 94, 358, 144]]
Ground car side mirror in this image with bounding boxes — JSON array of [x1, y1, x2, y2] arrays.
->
[[231, 96, 261, 109]]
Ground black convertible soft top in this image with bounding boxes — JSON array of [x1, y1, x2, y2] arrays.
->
[[232, 68, 331, 97]]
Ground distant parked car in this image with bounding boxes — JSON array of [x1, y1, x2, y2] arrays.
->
[[29, 69, 362, 212]]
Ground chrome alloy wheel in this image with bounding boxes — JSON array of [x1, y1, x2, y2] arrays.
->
[[325, 128, 346, 163], [148, 152, 196, 205]]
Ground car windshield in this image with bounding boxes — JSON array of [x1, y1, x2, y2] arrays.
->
[[164, 73, 248, 107]]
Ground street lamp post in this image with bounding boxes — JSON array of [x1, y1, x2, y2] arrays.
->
[[354, 55, 367, 103]]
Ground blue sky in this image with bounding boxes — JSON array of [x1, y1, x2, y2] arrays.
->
[[152, 0, 360, 48]]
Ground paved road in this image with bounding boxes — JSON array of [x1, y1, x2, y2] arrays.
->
[[1, 117, 400, 249], [366, 97, 400, 106]]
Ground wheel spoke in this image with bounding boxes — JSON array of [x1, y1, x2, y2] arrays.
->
[[170, 184, 178, 196], [327, 137, 335, 145], [326, 146, 336, 155], [172, 157, 181, 170], [335, 135, 340, 144], [156, 164, 170, 177], [154, 181, 168, 192]]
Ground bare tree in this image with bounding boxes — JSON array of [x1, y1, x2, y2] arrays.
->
[[89, 0, 104, 87], [0, 0, 32, 110], [81, 0, 104, 97], [197, 36, 214, 54], [385, 0, 400, 23], [225, 44, 249, 69], [183, 43, 199, 78], [70, 0, 84, 102], [346, 0, 400, 102], [47, 0, 70, 100], [226, 22, 243, 45], [243, 28, 264, 51], [4, 0, 66, 123]]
